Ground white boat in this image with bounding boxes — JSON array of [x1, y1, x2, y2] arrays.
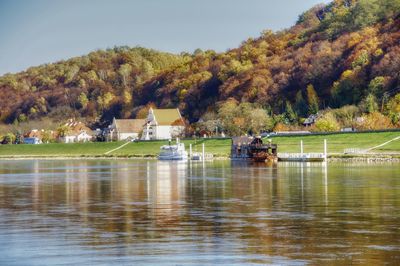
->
[[158, 140, 188, 160]]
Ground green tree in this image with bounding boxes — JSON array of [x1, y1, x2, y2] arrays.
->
[[386, 93, 400, 125], [122, 90, 132, 105], [368, 76, 385, 98], [294, 90, 307, 117], [314, 113, 340, 132], [284, 101, 297, 124], [97, 92, 115, 110], [249, 108, 273, 134], [118, 64, 132, 86], [351, 50, 370, 69], [332, 105, 360, 127], [361, 93, 378, 113], [218, 100, 240, 136], [352, 0, 381, 29], [18, 114, 27, 123], [56, 125, 70, 138], [3, 133, 16, 144], [306, 84, 319, 115], [77, 92, 89, 109], [41, 130, 54, 143]]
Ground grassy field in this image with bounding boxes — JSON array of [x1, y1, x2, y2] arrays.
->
[[0, 131, 399, 158], [270, 131, 400, 153]]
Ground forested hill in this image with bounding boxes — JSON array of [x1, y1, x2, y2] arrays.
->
[[1, 0, 400, 128], [0, 47, 189, 126]]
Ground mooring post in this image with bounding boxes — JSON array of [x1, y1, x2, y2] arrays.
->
[[300, 140, 304, 157], [202, 143, 205, 161], [324, 139, 327, 161]]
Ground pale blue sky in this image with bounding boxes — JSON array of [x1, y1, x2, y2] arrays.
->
[[0, 0, 329, 75]]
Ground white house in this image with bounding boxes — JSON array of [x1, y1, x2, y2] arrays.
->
[[60, 120, 93, 143], [108, 118, 146, 141], [63, 131, 93, 143], [141, 108, 185, 140]]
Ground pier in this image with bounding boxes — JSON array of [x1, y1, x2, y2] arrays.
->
[[278, 139, 327, 162]]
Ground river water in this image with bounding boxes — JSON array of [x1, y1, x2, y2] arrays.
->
[[0, 159, 399, 265]]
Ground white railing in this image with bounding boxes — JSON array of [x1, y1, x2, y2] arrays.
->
[[191, 152, 214, 161], [278, 153, 325, 159], [343, 148, 366, 154]]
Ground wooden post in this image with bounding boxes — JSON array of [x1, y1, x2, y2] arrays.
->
[[300, 140, 304, 156], [324, 139, 327, 161], [202, 143, 205, 161], [189, 144, 192, 159]]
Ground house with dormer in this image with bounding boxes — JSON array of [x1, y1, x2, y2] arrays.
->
[[60, 119, 93, 143], [141, 108, 185, 140]]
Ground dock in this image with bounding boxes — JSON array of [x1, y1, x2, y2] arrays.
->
[[189, 143, 214, 161], [278, 153, 326, 162], [278, 139, 328, 162]]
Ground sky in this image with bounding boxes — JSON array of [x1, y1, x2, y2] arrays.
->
[[0, 0, 330, 75]]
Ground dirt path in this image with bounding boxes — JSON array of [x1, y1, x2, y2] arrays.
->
[[365, 136, 400, 152], [104, 141, 131, 155]]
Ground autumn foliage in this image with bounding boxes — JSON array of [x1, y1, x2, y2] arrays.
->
[[0, 0, 399, 132]]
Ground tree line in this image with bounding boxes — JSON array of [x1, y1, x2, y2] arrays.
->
[[0, 0, 399, 138]]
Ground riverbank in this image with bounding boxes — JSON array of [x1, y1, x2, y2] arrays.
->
[[1, 154, 399, 162], [0, 131, 399, 160]]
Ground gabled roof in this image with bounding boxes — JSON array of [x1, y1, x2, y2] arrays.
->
[[25, 130, 42, 138], [64, 120, 93, 136], [152, 108, 184, 126], [114, 119, 146, 133]]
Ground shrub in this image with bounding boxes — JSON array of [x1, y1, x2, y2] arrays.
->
[[273, 123, 290, 132], [332, 105, 360, 127], [356, 112, 393, 130], [314, 113, 340, 132]]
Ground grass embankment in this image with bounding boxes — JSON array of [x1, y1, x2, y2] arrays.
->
[[270, 131, 400, 153], [0, 131, 399, 158]]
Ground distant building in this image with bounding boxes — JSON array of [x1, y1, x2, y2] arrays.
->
[[107, 118, 146, 141], [24, 129, 56, 144], [24, 137, 42, 145], [341, 127, 356, 132], [303, 113, 319, 127], [24, 129, 42, 142], [60, 120, 93, 143], [141, 108, 185, 140]]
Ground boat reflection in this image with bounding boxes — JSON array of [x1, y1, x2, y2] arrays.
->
[[0, 160, 399, 265]]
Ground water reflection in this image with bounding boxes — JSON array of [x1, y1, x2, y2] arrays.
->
[[0, 160, 399, 265]]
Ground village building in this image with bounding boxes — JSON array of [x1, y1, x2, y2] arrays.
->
[[60, 120, 93, 143], [24, 129, 57, 144], [303, 113, 320, 127], [107, 118, 146, 141], [141, 108, 185, 140], [24, 129, 43, 144]]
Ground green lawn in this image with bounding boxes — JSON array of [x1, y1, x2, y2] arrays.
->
[[0, 131, 399, 158], [109, 138, 232, 157], [0, 141, 123, 157], [269, 131, 400, 153]]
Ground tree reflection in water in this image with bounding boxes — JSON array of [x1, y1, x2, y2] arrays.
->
[[0, 159, 399, 265]]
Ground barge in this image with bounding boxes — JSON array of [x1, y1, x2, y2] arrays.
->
[[231, 136, 277, 162]]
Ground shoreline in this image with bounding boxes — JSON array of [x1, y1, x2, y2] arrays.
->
[[0, 154, 399, 162]]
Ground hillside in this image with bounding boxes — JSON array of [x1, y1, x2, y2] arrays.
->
[[1, 0, 400, 132], [141, 0, 400, 122], [0, 47, 188, 127]]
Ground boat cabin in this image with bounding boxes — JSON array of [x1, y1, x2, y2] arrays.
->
[[231, 136, 277, 162]]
